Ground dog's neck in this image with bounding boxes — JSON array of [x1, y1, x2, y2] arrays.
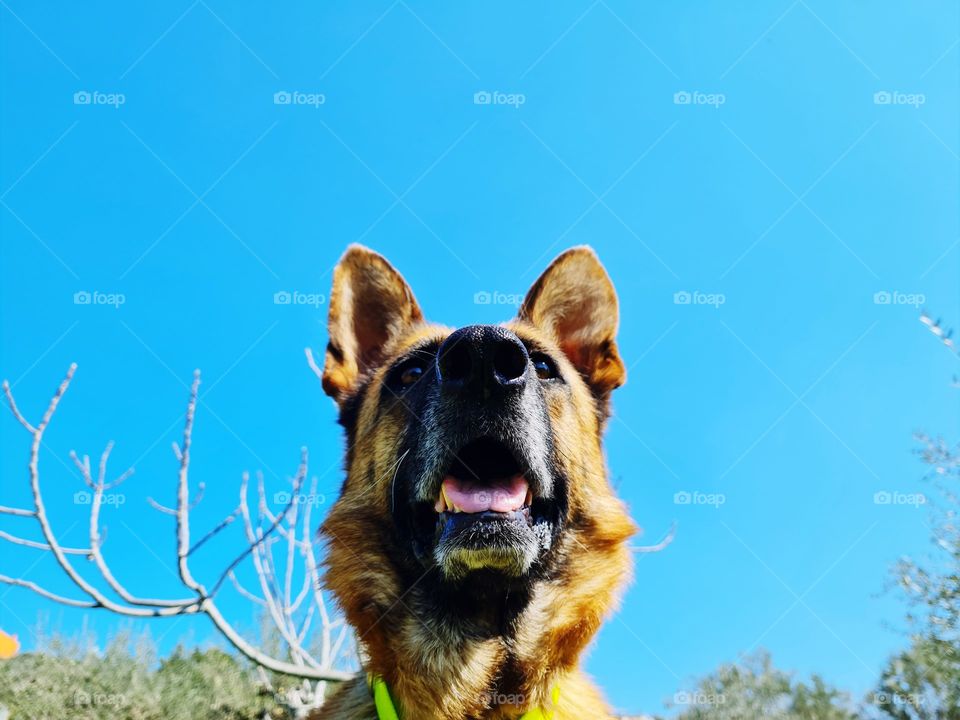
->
[[325, 512, 635, 720]]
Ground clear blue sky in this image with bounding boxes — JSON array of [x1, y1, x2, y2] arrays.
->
[[1, 2, 958, 715]]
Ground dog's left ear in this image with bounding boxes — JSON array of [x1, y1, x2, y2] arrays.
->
[[519, 246, 626, 396], [322, 245, 423, 403]]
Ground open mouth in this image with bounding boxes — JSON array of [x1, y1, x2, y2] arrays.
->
[[434, 437, 533, 515], [404, 436, 560, 579]]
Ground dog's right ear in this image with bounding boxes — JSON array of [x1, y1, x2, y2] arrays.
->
[[322, 245, 423, 403]]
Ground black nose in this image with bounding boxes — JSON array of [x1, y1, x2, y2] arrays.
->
[[437, 325, 529, 395]]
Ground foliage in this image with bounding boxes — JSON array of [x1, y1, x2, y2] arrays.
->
[[0, 629, 290, 720], [663, 649, 858, 720], [870, 435, 960, 720]]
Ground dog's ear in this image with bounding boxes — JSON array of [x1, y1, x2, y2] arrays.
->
[[519, 246, 626, 396], [322, 245, 423, 402]]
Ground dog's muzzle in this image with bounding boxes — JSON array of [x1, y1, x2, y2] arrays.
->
[[396, 325, 565, 580]]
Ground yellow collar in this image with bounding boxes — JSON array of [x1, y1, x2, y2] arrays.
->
[[369, 674, 560, 720]]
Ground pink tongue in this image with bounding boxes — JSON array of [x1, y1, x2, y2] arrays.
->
[[439, 474, 529, 513]]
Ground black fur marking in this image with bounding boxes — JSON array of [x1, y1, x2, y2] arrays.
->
[[337, 379, 369, 478]]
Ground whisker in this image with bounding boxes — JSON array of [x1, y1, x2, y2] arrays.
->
[[390, 449, 411, 514]]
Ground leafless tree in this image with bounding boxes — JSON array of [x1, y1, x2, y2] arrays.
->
[[0, 364, 356, 716]]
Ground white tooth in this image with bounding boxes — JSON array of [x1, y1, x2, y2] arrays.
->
[[525, 489, 533, 506]]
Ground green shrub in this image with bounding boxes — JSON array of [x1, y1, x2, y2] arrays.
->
[[0, 630, 285, 720]]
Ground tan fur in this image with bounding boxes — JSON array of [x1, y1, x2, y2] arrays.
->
[[518, 246, 626, 398], [311, 245, 636, 720], [321, 245, 424, 400]]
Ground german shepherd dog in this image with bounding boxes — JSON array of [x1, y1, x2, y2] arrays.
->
[[313, 245, 636, 719]]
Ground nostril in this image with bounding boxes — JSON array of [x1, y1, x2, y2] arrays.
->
[[492, 339, 528, 383], [438, 341, 472, 383], [437, 325, 529, 392]]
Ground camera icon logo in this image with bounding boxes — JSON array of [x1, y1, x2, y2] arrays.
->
[[873, 91, 892, 105], [273, 291, 292, 305], [74, 290, 92, 305], [74, 91, 92, 105], [474, 91, 492, 105], [274, 91, 292, 105], [74, 490, 92, 505], [673, 91, 691, 105], [474, 290, 492, 305], [873, 291, 891, 305], [673, 491, 692, 505], [673, 290, 692, 305]]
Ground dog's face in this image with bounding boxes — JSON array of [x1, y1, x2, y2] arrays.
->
[[321, 245, 634, 642]]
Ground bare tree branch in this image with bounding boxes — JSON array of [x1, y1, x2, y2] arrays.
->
[[146, 497, 177, 515], [0, 505, 36, 518], [175, 370, 204, 595], [188, 508, 240, 556], [0, 573, 97, 608], [0, 365, 355, 686], [631, 522, 677, 554], [235, 469, 319, 668], [208, 456, 305, 599], [304, 347, 324, 383], [2, 379, 37, 433], [0, 530, 90, 555], [228, 570, 267, 607]]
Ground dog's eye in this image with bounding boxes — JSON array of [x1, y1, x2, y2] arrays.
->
[[394, 360, 426, 388], [531, 353, 557, 380]]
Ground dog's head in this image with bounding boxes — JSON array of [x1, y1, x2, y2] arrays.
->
[[321, 245, 635, 647]]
